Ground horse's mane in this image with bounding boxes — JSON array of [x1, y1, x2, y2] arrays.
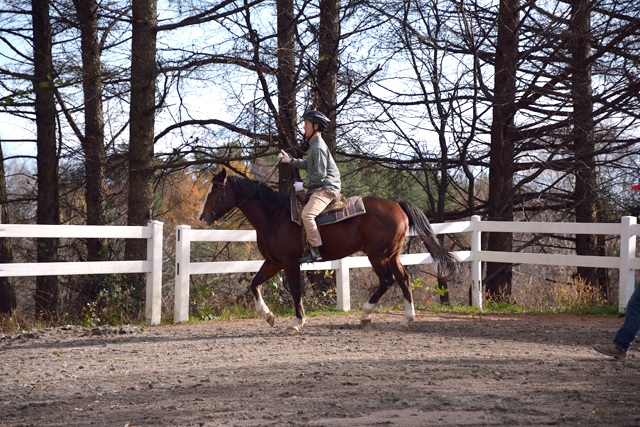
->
[[229, 175, 291, 212]]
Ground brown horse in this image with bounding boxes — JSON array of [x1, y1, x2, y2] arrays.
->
[[199, 169, 462, 333]]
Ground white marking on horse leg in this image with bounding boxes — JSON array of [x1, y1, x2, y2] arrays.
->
[[285, 317, 305, 334], [361, 301, 376, 323], [254, 293, 269, 316], [401, 299, 415, 327], [254, 293, 274, 326]]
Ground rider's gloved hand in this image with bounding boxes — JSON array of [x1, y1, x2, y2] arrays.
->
[[293, 181, 304, 192], [278, 149, 292, 163]]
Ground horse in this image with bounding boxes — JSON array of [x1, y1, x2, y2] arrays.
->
[[199, 168, 463, 333]]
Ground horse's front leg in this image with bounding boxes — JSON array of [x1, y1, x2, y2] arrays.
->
[[250, 261, 282, 327], [283, 263, 305, 334], [360, 300, 376, 325]]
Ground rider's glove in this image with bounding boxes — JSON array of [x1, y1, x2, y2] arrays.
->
[[278, 149, 292, 164]]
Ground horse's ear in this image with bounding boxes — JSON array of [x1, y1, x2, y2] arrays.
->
[[214, 168, 227, 183]]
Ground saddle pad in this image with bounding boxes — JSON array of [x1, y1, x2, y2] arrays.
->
[[290, 196, 366, 226]]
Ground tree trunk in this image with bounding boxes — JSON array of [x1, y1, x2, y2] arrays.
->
[[75, 0, 107, 301], [436, 137, 450, 304], [570, 0, 600, 290], [485, 0, 520, 299], [276, 0, 298, 192], [315, 0, 340, 156], [0, 143, 15, 314], [125, 0, 157, 302], [32, 0, 60, 320], [308, 0, 341, 296], [432, 44, 451, 304]]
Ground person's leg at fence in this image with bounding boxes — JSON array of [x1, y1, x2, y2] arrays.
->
[[593, 282, 640, 359]]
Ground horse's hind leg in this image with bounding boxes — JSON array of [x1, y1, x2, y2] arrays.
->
[[390, 256, 415, 327], [250, 261, 282, 327], [361, 260, 394, 325]]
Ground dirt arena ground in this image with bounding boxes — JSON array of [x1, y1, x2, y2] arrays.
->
[[1, 312, 638, 427]]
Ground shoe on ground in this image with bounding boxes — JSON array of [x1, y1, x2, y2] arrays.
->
[[592, 343, 627, 360]]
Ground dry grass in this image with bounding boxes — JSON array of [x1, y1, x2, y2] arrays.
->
[[1, 267, 615, 334], [0, 310, 44, 334], [512, 275, 607, 313]]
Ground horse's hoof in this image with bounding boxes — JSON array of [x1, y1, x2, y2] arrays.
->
[[360, 318, 372, 328], [266, 313, 275, 327], [285, 326, 299, 334], [397, 317, 414, 330]]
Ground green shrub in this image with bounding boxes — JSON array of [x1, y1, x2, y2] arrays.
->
[[82, 277, 142, 327]]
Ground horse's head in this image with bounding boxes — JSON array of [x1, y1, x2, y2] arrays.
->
[[199, 169, 236, 225]]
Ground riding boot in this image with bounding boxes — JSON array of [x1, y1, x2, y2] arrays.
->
[[299, 246, 322, 263]]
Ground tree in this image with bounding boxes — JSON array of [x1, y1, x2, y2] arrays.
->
[[33, 0, 60, 320], [125, 0, 157, 303], [315, 0, 340, 155], [484, 0, 520, 298], [0, 143, 16, 314], [569, 0, 599, 289], [275, 0, 299, 191], [304, 0, 342, 297], [72, 0, 108, 301]]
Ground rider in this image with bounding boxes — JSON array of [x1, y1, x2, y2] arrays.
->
[[279, 110, 341, 263]]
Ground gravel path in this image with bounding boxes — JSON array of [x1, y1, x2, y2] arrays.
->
[[1, 312, 638, 426]]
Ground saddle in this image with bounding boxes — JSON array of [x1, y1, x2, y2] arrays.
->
[[290, 195, 366, 226]]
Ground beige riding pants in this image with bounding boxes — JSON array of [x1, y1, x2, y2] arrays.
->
[[301, 188, 336, 247]]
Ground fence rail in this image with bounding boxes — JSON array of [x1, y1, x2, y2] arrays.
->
[[174, 215, 639, 323], [0, 221, 163, 325]]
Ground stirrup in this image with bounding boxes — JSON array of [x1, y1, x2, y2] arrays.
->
[[299, 246, 322, 263]]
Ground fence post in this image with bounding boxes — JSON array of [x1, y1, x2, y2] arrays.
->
[[619, 216, 636, 313], [146, 220, 163, 325], [470, 215, 483, 309], [174, 225, 191, 323], [336, 258, 350, 311]]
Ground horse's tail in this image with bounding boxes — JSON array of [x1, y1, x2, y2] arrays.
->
[[398, 200, 464, 282]]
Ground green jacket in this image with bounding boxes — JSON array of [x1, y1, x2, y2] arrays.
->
[[292, 135, 341, 194]]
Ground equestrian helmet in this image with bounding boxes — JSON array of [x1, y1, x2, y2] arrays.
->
[[302, 110, 330, 131]]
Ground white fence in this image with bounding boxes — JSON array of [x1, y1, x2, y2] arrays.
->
[[174, 215, 640, 323], [0, 221, 163, 325], [3, 216, 638, 326]]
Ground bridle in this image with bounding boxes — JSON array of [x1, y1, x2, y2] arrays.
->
[[203, 157, 281, 224], [203, 180, 227, 223], [203, 175, 254, 224]]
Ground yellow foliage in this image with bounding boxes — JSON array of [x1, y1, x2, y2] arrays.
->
[[156, 170, 211, 228]]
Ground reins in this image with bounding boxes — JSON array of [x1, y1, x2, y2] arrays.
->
[[262, 160, 279, 184]]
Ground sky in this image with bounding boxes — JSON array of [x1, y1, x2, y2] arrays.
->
[[0, 119, 36, 159], [0, 0, 201, 160]]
